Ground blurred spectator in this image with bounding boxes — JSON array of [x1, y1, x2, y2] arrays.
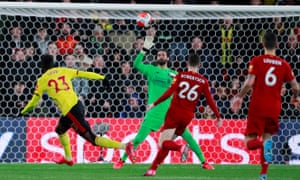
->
[[63, 54, 77, 68], [1, 25, 27, 62], [124, 85, 139, 99], [187, 36, 216, 78], [24, 45, 40, 62], [282, 33, 299, 67], [3, 81, 28, 116], [73, 42, 88, 63], [218, 16, 241, 65], [189, 36, 204, 54], [146, 26, 157, 37], [271, 17, 289, 38], [90, 25, 112, 55], [77, 55, 93, 71], [34, 27, 50, 54], [7, 47, 36, 89], [8, 26, 26, 49], [119, 61, 134, 80], [92, 12, 113, 31], [213, 86, 231, 118], [228, 76, 241, 99], [109, 48, 130, 63], [113, 61, 137, 96], [91, 54, 108, 73], [22, 45, 41, 79], [294, 22, 300, 42], [55, 21, 78, 55], [170, 39, 188, 62], [109, 19, 137, 54], [210, 80, 218, 94], [73, 55, 93, 104], [129, 36, 144, 56], [84, 55, 115, 118], [286, 33, 299, 54], [11, 48, 26, 62], [280, 83, 300, 119], [120, 96, 144, 118], [46, 41, 63, 66]]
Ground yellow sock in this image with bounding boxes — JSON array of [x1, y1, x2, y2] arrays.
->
[[95, 136, 124, 149], [58, 133, 72, 161]]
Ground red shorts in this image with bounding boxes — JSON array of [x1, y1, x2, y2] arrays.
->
[[162, 107, 193, 136], [245, 114, 279, 137]]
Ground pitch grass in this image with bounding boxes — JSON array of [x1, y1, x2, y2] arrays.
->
[[0, 163, 299, 180]]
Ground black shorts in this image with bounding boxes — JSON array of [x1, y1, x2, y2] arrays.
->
[[59, 101, 92, 137]]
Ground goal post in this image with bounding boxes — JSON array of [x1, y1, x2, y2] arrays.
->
[[0, 2, 299, 165], [1, 2, 300, 19]]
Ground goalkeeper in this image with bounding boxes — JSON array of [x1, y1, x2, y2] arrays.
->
[[113, 35, 213, 170], [20, 54, 135, 166]]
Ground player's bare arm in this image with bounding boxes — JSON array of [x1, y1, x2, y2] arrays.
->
[[230, 74, 255, 113], [289, 79, 300, 109]]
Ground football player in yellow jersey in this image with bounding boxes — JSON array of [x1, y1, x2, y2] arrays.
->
[[21, 54, 136, 166]]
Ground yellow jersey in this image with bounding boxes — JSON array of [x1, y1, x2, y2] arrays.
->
[[21, 67, 105, 116]]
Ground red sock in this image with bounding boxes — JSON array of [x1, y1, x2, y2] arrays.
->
[[162, 140, 181, 151], [150, 148, 169, 170], [247, 138, 263, 150], [260, 147, 269, 174]]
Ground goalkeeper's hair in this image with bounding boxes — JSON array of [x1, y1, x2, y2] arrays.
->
[[41, 54, 55, 73], [188, 53, 200, 67], [263, 31, 277, 50], [156, 49, 170, 57]]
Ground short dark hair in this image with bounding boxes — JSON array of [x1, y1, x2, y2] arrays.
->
[[41, 54, 54, 73], [263, 31, 277, 50], [188, 53, 200, 67], [156, 49, 169, 57]]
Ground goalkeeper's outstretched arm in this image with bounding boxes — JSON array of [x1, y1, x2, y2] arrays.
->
[[133, 35, 155, 74]]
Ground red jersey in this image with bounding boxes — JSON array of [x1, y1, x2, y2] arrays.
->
[[248, 54, 295, 118], [153, 71, 220, 119]]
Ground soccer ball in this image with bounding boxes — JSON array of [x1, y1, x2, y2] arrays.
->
[[136, 12, 152, 28]]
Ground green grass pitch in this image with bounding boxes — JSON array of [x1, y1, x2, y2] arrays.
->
[[0, 163, 299, 180]]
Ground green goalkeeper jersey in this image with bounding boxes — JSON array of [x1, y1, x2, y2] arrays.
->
[[133, 52, 177, 130]]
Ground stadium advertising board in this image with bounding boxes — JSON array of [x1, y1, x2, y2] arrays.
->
[[0, 117, 26, 162], [26, 118, 300, 164]]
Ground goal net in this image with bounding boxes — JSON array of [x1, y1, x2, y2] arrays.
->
[[0, 2, 299, 165]]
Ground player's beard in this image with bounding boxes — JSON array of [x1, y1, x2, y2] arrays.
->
[[156, 59, 167, 66]]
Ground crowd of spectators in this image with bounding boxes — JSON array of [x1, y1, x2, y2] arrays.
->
[[0, 12, 299, 119]]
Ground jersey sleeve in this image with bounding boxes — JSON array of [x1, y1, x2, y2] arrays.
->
[[133, 52, 153, 76], [248, 57, 257, 76], [203, 80, 221, 118], [76, 69, 105, 80]]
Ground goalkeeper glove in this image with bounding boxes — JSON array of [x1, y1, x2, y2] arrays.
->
[[142, 35, 154, 53], [102, 76, 111, 91]]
